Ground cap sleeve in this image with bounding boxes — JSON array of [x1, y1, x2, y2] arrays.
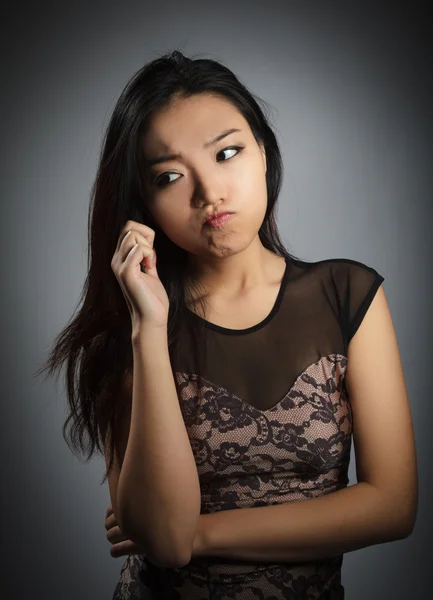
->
[[344, 260, 385, 345]]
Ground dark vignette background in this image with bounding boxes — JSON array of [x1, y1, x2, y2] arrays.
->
[[1, 2, 431, 598]]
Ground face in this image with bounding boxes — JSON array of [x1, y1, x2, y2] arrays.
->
[[142, 93, 268, 265]]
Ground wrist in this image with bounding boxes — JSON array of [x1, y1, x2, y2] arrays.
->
[[131, 325, 168, 349]]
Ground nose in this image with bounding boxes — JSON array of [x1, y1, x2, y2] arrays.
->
[[192, 167, 226, 208]]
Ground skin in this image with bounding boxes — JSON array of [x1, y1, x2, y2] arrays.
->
[[142, 93, 286, 306]]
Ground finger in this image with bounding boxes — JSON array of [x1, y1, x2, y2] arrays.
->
[[122, 231, 152, 257], [110, 539, 144, 559], [106, 510, 116, 523], [106, 505, 113, 517], [116, 221, 155, 254], [104, 513, 117, 530], [124, 241, 156, 275], [115, 229, 133, 255], [122, 232, 154, 265], [107, 525, 128, 544], [115, 221, 133, 253], [126, 221, 155, 248]]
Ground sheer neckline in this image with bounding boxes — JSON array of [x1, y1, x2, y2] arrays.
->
[[185, 256, 290, 335]]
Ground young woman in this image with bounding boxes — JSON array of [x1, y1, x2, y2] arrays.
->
[[36, 50, 418, 599]]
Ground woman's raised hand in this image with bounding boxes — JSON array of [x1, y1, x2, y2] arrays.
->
[[111, 220, 170, 332]]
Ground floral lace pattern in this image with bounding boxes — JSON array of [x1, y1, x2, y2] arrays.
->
[[112, 354, 351, 599]]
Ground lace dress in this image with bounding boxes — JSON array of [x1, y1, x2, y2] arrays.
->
[[111, 255, 384, 599]]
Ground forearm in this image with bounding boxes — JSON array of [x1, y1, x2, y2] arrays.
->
[[198, 482, 409, 563], [118, 327, 201, 566]]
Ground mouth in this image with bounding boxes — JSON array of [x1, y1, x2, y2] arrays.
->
[[204, 212, 236, 228]]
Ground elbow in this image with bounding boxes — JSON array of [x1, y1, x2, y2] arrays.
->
[[388, 506, 418, 541], [395, 512, 418, 540], [151, 529, 195, 569], [150, 532, 193, 569], [148, 536, 192, 568], [165, 550, 192, 569], [149, 549, 192, 569], [394, 524, 414, 541], [375, 485, 418, 541], [396, 494, 419, 540], [148, 504, 201, 568], [118, 487, 200, 569], [120, 516, 193, 569]]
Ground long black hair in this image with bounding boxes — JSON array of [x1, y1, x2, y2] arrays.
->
[[34, 49, 304, 485]]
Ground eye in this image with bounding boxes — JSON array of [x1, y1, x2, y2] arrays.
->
[[217, 145, 243, 162], [154, 145, 244, 189]]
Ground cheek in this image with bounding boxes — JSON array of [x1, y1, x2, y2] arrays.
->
[[235, 163, 268, 210], [153, 205, 195, 245], [237, 152, 266, 187]]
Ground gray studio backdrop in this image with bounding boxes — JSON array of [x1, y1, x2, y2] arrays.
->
[[2, 2, 431, 599]]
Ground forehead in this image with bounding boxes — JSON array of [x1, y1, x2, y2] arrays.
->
[[143, 94, 246, 153]]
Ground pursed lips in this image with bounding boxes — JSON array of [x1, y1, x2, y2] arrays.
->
[[203, 212, 235, 225]]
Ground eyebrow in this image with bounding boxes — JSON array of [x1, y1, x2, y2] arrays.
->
[[145, 127, 242, 168]]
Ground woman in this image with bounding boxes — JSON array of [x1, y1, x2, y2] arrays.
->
[[36, 50, 418, 599]]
